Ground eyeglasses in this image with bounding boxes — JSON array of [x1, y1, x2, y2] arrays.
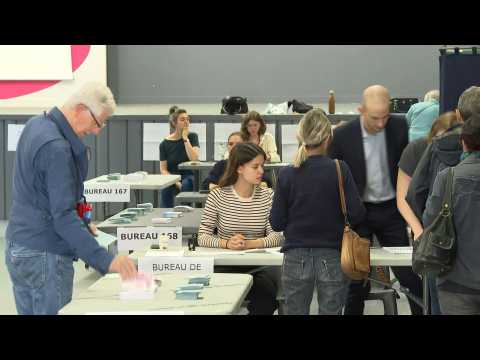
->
[[85, 106, 105, 129]]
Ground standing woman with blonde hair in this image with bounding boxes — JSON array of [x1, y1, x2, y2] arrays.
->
[[270, 109, 366, 315]]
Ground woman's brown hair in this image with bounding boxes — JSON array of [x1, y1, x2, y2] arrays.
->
[[240, 111, 267, 141], [217, 143, 266, 188], [427, 111, 461, 143]]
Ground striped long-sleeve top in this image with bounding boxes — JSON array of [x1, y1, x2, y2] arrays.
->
[[198, 185, 283, 248]]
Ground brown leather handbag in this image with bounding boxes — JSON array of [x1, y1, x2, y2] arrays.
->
[[335, 160, 370, 280]]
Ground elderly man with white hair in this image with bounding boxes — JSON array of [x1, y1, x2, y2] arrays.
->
[[406, 89, 440, 142], [5, 82, 138, 315]]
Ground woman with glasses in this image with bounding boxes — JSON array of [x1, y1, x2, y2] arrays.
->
[[159, 107, 200, 207]]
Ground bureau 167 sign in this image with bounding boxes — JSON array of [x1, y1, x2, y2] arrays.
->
[[83, 182, 130, 202]]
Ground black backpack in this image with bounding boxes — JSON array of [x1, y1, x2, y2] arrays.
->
[[412, 167, 456, 276], [288, 99, 313, 114], [221, 96, 249, 115]]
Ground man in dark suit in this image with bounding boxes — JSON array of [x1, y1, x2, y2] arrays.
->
[[329, 85, 423, 315]]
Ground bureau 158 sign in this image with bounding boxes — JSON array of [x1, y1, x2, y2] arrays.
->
[[138, 257, 214, 275], [83, 182, 130, 202], [117, 227, 182, 251]]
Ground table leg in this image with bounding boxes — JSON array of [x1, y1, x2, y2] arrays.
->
[[195, 170, 200, 191], [154, 190, 159, 208], [134, 189, 141, 205], [422, 275, 430, 315], [272, 169, 278, 190]]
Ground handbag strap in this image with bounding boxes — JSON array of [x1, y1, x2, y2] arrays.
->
[[335, 160, 350, 227], [441, 167, 455, 215]]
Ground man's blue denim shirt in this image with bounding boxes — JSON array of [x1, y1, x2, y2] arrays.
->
[[6, 107, 114, 275]]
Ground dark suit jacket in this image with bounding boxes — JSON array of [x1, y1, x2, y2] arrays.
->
[[328, 115, 408, 198]]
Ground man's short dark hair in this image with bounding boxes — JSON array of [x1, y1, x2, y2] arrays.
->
[[461, 113, 480, 151], [458, 86, 480, 120]]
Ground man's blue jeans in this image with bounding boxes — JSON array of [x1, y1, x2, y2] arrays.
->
[[429, 275, 442, 315], [5, 241, 74, 315], [160, 174, 194, 208], [282, 248, 350, 315]]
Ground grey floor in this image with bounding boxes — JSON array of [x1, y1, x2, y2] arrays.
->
[[0, 220, 411, 315]]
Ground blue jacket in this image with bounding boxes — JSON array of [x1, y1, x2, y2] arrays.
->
[[406, 100, 440, 142], [270, 155, 366, 251], [6, 108, 114, 275]]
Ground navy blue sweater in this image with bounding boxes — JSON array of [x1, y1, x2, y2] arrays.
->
[[6, 108, 114, 274], [201, 160, 227, 190], [270, 155, 366, 251]]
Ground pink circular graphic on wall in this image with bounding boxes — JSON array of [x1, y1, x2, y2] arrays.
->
[[0, 45, 91, 99]]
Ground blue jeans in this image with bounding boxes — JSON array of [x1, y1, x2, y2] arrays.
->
[[160, 174, 194, 208], [282, 248, 350, 315], [5, 242, 74, 315], [428, 275, 442, 315]]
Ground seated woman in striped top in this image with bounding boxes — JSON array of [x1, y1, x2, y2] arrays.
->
[[198, 143, 283, 315]]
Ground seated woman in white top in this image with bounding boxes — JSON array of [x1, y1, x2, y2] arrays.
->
[[240, 111, 280, 163], [198, 143, 282, 314]]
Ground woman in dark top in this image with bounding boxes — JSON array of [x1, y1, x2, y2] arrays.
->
[[159, 107, 200, 207], [270, 109, 366, 315], [397, 111, 460, 241], [396, 111, 460, 315]]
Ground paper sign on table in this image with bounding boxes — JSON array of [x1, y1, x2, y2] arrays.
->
[[117, 226, 182, 251], [84, 182, 130, 202], [138, 256, 214, 275], [7, 124, 25, 151]]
